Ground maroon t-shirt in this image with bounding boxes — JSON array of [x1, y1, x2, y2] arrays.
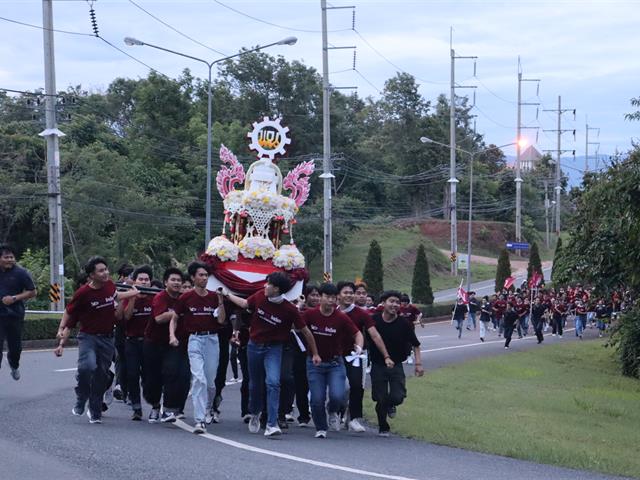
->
[[341, 305, 374, 354], [303, 307, 359, 362], [246, 291, 305, 344], [148, 290, 176, 345], [399, 304, 421, 329], [174, 289, 222, 334], [65, 280, 117, 335], [123, 295, 153, 338]]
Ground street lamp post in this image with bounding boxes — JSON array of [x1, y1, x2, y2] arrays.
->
[[124, 36, 297, 250], [420, 137, 520, 294]]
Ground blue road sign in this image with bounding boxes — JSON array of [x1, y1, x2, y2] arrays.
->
[[506, 242, 530, 250]]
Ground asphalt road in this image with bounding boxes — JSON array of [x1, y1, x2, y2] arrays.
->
[[1, 311, 628, 480]]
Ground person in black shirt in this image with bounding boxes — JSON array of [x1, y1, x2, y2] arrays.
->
[[466, 292, 479, 330], [530, 297, 546, 344], [503, 303, 518, 349], [452, 299, 467, 339], [0, 244, 37, 381], [368, 290, 423, 437]]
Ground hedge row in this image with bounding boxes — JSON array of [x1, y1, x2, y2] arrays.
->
[[419, 303, 454, 318]]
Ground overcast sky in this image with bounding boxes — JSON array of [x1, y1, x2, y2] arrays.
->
[[1, 0, 639, 178]]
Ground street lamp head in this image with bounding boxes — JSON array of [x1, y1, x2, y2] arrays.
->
[[420, 136, 433, 144], [124, 37, 144, 46], [517, 137, 528, 149], [278, 36, 298, 46]]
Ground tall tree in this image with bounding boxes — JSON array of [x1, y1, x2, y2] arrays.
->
[[495, 249, 512, 292], [411, 244, 434, 304], [551, 237, 563, 283], [527, 242, 543, 280], [362, 239, 384, 297]]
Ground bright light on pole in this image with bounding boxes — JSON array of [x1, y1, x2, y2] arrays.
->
[[125, 36, 297, 250]]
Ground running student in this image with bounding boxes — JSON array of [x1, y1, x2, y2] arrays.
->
[[55, 256, 140, 424], [303, 283, 364, 438], [337, 281, 392, 433], [368, 290, 423, 437], [223, 272, 321, 437], [119, 265, 154, 421], [146, 267, 186, 424], [170, 261, 226, 434], [0, 244, 37, 381]]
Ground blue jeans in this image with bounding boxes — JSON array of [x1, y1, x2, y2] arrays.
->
[[466, 311, 476, 329], [76, 333, 115, 418], [187, 334, 220, 423], [306, 357, 346, 432], [575, 315, 586, 337], [247, 341, 283, 428]]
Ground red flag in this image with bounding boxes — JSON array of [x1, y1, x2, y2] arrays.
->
[[457, 282, 469, 304], [529, 272, 543, 289], [503, 276, 516, 290]]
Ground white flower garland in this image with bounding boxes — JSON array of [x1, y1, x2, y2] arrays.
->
[[238, 236, 276, 260], [206, 235, 239, 262], [273, 244, 305, 270]]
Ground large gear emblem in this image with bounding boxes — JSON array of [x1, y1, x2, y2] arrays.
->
[[247, 116, 291, 161]]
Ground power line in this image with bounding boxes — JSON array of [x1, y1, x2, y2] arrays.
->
[[127, 0, 227, 56], [212, 0, 351, 34]]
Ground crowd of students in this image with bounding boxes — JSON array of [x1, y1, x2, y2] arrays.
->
[[451, 283, 629, 349], [54, 256, 424, 438]]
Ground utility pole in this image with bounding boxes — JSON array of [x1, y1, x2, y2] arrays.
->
[[515, 58, 539, 243], [449, 29, 476, 276], [319, 1, 356, 281], [585, 119, 600, 174], [40, 0, 65, 310], [543, 96, 575, 237], [543, 180, 550, 248]]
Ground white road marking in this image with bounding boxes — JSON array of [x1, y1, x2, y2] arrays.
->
[[417, 335, 439, 339], [421, 328, 575, 353], [173, 420, 419, 480], [54, 368, 77, 372]]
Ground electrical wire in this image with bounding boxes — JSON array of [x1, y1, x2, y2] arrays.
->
[[212, 0, 352, 34], [127, 0, 227, 57]]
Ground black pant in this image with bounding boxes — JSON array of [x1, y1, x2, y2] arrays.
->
[[345, 359, 365, 419], [292, 347, 310, 422], [532, 317, 544, 343], [215, 329, 232, 401], [371, 363, 406, 432], [504, 323, 515, 347], [552, 315, 564, 336], [238, 345, 249, 417], [278, 342, 295, 418], [76, 333, 115, 418], [124, 337, 144, 409], [114, 324, 127, 396], [163, 346, 190, 413], [230, 343, 239, 379], [0, 316, 23, 370], [143, 340, 167, 408]]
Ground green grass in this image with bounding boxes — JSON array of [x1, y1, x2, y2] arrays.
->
[[365, 340, 640, 478], [309, 224, 496, 291]]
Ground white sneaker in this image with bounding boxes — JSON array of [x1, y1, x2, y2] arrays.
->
[[205, 410, 214, 424], [407, 356, 414, 365], [315, 430, 327, 438], [248, 414, 261, 433], [264, 425, 282, 437], [328, 412, 341, 432], [193, 422, 206, 434], [103, 386, 113, 405], [348, 418, 366, 433]]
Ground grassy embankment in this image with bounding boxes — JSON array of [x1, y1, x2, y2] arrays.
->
[[365, 340, 640, 478], [309, 224, 496, 292]]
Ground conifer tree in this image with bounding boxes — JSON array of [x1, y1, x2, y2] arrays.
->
[[362, 239, 384, 297], [411, 244, 434, 304], [495, 248, 512, 292], [527, 242, 543, 280]]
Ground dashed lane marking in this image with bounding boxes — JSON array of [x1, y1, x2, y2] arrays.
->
[[173, 420, 420, 480]]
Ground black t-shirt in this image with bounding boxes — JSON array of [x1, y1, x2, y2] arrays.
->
[[0, 265, 36, 319], [368, 312, 420, 365], [503, 310, 518, 328]]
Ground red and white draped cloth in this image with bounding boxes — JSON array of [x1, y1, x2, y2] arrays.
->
[[457, 281, 469, 304], [200, 253, 308, 299], [503, 276, 516, 291], [528, 271, 543, 290]]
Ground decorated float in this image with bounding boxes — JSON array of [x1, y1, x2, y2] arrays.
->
[[201, 117, 313, 299]]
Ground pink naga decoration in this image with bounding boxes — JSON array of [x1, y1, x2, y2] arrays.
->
[[216, 144, 245, 198], [282, 160, 315, 207]]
